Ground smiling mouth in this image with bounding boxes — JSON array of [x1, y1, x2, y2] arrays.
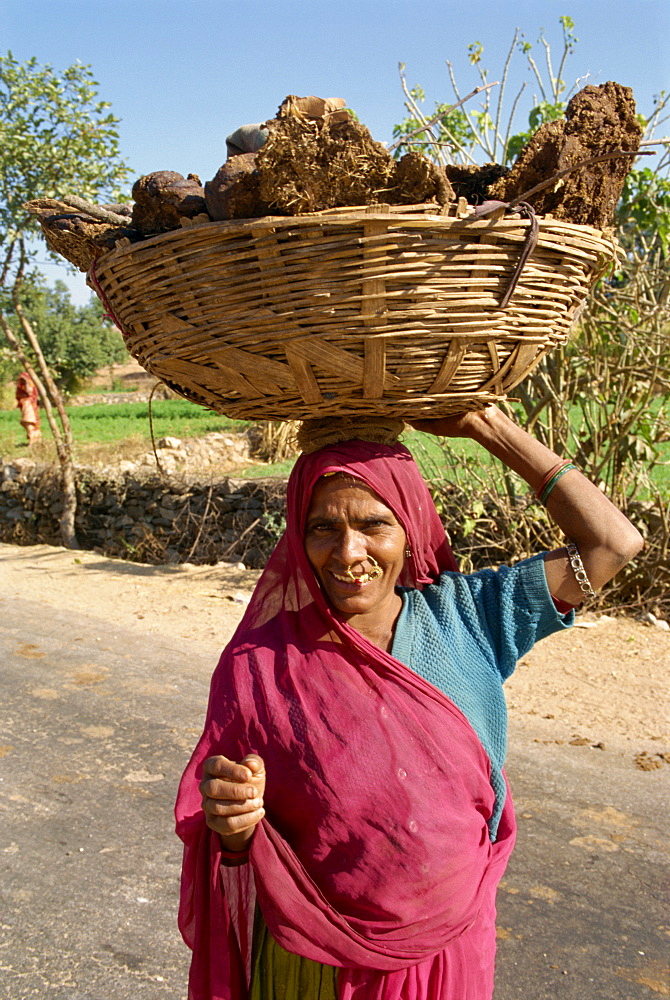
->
[[331, 569, 377, 585]]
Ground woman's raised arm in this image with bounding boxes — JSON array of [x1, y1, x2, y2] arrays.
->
[[410, 406, 644, 607]]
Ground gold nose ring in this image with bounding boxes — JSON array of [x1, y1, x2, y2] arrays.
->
[[367, 556, 383, 580], [344, 556, 383, 581]]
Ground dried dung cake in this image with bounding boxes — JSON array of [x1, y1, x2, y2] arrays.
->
[[23, 198, 135, 272], [490, 81, 642, 228], [131, 170, 207, 234], [444, 162, 510, 205], [29, 82, 643, 279], [205, 152, 268, 221], [256, 113, 398, 215], [389, 150, 455, 205]]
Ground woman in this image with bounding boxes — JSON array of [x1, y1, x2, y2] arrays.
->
[[15, 372, 41, 446], [176, 405, 643, 1000]]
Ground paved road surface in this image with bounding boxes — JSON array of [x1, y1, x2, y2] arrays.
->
[[1, 597, 668, 999]]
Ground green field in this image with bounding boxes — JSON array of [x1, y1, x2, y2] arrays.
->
[[0, 398, 246, 457], [0, 396, 490, 480], [1, 397, 668, 494]]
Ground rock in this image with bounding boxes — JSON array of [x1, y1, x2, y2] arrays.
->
[[157, 506, 179, 521], [11, 458, 37, 474], [157, 436, 183, 449], [643, 612, 670, 631]]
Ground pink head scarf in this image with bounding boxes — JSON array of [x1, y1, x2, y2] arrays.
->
[[176, 440, 515, 1000]]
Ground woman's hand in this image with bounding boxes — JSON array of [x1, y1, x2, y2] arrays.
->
[[408, 408, 492, 438], [199, 754, 265, 852]]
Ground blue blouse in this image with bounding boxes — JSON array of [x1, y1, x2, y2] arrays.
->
[[392, 553, 574, 838]]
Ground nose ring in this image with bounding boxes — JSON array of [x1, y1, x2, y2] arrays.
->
[[367, 556, 383, 580], [344, 556, 383, 581]]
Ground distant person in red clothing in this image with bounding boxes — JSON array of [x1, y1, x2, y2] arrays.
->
[[15, 372, 41, 445]]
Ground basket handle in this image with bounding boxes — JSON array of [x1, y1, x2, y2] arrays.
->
[[472, 200, 539, 308]]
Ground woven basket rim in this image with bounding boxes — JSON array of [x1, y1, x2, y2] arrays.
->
[[97, 202, 618, 269], [89, 201, 619, 423]]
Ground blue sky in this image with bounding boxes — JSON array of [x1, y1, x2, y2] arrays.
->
[[2, 0, 669, 301]]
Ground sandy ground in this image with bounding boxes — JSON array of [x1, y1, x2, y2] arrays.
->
[[1, 542, 668, 768]]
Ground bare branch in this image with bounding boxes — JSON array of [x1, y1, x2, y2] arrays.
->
[[446, 60, 497, 159], [397, 64, 446, 165], [526, 55, 548, 102], [53, 195, 130, 225], [493, 30, 519, 162], [502, 82, 527, 163], [389, 81, 499, 153]]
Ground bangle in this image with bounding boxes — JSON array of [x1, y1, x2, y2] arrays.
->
[[539, 462, 577, 505], [536, 461, 568, 499], [219, 845, 251, 867], [535, 461, 570, 500], [565, 540, 597, 602]]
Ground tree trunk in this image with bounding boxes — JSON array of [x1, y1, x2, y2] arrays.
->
[[0, 308, 80, 549]]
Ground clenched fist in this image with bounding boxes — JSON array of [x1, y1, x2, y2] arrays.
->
[[199, 754, 265, 852]]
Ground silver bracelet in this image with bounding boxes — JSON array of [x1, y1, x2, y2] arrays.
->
[[565, 540, 597, 601]]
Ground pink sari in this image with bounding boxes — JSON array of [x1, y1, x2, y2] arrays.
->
[[176, 440, 516, 999]]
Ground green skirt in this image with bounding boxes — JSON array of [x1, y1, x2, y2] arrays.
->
[[249, 906, 338, 1000]]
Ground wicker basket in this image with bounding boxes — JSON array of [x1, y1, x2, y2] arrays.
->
[[89, 202, 619, 421]]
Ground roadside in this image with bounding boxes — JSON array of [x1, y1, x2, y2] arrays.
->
[[1, 541, 667, 759]]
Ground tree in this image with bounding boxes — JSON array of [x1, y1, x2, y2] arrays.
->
[[392, 17, 580, 166], [0, 51, 130, 546], [7, 280, 127, 393]]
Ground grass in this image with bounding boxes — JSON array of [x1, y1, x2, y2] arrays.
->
[[0, 399, 248, 463], [65, 399, 246, 442]]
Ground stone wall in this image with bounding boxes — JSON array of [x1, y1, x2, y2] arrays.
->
[[4, 458, 667, 615], [0, 459, 287, 568]]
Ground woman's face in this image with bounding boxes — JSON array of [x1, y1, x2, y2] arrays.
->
[[304, 475, 407, 619]]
